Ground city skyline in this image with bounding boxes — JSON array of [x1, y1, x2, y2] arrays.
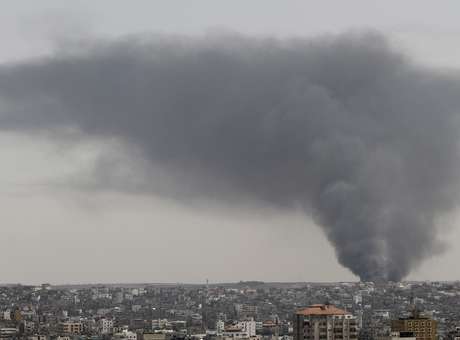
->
[[0, 280, 453, 340]]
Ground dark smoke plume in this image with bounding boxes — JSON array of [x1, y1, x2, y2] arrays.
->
[[1, 32, 460, 281]]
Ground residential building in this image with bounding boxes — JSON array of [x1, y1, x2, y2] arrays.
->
[[0, 328, 18, 338], [391, 315, 436, 340], [113, 329, 137, 340], [235, 304, 258, 318], [217, 320, 225, 335], [59, 322, 82, 334], [98, 318, 114, 334], [144, 333, 171, 340], [377, 331, 417, 340], [293, 304, 358, 340], [27, 336, 48, 340], [237, 319, 256, 337]]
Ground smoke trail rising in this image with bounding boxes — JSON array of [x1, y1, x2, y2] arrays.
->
[[1, 32, 459, 281]]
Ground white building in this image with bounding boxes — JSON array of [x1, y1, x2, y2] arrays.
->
[[99, 318, 114, 334], [56, 337, 71, 340], [216, 320, 225, 335], [3, 311, 11, 321], [237, 320, 256, 337], [353, 294, 362, 305], [152, 319, 170, 329], [0, 328, 18, 337], [114, 329, 137, 340]]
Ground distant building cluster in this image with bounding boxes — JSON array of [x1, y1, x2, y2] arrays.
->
[[0, 281, 459, 340]]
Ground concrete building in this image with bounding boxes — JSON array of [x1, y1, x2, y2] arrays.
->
[[144, 333, 171, 340], [391, 303, 437, 340], [237, 320, 256, 337], [59, 322, 82, 334], [235, 304, 258, 318], [447, 327, 460, 340], [56, 337, 71, 340], [114, 292, 124, 304], [98, 318, 114, 334], [217, 320, 225, 335], [152, 319, 170, 330], [0, 328, 18, 338], [377, 331, 417, 340], [2, 311, 11, 321], [113, 329, 137, 340], [216, 319, 257, 339], [391, 316, 437, 340], [221, 324, 250, 339], [27, 336, 48, 340], [391, 331, 416, 340], [293, 304, 358, 340]]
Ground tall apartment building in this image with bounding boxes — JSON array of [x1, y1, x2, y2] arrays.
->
[[293, 304, 358, 340], [391, 311, 437, 340]]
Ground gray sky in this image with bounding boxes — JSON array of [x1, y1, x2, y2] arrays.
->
[[1, 0, 460, 284]]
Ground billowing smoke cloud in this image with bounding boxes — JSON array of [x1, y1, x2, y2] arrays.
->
[[1, 32, 460, 281]]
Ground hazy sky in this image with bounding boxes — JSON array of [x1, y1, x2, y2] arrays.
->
[[1, 0, 460, 284]]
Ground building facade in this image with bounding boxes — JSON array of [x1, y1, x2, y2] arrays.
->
[[293, 304, 358, 340], [237, 320, 257, 337], [391, 316, 437, 340], [59, 322, 82, 335], [98, 318, 114, 334]]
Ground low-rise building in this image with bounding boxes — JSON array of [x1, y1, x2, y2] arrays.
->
[[113, 329, 137, 340], [59, 322, 82, 335]]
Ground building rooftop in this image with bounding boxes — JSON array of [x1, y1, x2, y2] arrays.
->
[[295, 304, 348, 316]]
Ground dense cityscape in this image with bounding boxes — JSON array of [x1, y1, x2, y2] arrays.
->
[[1, 281, 460, 340]]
